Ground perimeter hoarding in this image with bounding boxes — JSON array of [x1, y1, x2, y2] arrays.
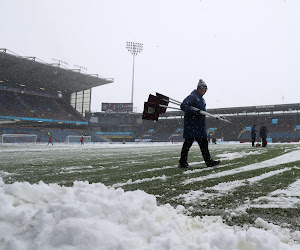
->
[[102, 103, 133, 112]]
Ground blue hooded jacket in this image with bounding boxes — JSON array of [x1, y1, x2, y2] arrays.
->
[[180, 89, 207, 139], [259, 125, 268, 139], [251, 126, 257, 139]]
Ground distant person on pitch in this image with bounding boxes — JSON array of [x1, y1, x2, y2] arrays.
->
[[259, 123, 268, 147], [80, 135, 84, 145], [179, 79, 221, 168], [251, 125, 257, 147], [47, 135, 53, 145]]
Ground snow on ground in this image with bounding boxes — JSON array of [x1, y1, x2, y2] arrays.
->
[[241, 178, 300, 209], [209, 168, 291, 192], [0, 177, 300, 250], [182, 149, 300, 185], [1, 143, 300, 249], [178, 148, 300, 218], [112, 175, 167, 188], [216, 150, 263, 160]]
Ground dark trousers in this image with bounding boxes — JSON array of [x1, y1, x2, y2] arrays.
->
[[261, 138, 267, 147], [251, 138, 255, 147], [180, 138, 212, 165]]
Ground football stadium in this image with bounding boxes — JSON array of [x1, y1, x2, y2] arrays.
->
[[1, 49, 300, 145], [1, 49, 300, 249]]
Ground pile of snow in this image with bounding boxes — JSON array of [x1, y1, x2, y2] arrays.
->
[[0, 177, 299, 250]]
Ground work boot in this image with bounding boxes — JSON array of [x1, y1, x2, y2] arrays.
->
[[206, 160, 221, 168], [178, 161, 190, 168]]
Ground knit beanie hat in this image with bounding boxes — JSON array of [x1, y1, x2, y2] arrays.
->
[[197, 79, 207, 89]]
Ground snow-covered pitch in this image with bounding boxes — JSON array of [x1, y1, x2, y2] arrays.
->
[[1, 142, 300, 249]]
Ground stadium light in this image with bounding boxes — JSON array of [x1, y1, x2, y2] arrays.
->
[[126, 41, 143, 111], [73, 64, 88, 73], [52, 58, 68, 67]]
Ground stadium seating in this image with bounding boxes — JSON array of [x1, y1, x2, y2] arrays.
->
[[141, 119, 183, 142], [238, 114, 300, 142], [0, 90, 84, 122], [89, 110, 300, 143]]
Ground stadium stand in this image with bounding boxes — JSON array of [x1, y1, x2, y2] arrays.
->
[[140, 119, 183, 142], [88, 103, 300, 143], [0, 49, 112, 143], [0, 89, 84, 122]]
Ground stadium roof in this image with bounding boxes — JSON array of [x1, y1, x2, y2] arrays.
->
[[208, 103, 300, 115], [0, 49, 114, 95]]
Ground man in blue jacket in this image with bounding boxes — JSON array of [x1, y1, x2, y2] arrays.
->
[[251, 125, 257, 147], [179, 79, 221, 168], [259, 123, 268, 147]]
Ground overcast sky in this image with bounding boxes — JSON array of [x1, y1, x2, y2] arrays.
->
[[1, 0, 300, 112]]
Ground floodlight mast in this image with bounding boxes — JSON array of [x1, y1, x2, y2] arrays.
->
[[126, 41, 143, 112]]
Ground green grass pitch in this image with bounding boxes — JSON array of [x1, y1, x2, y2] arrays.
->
[[1, 143, 300, 231]]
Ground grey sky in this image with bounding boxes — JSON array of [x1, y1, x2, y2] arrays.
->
[[1, 0, 300, 112]]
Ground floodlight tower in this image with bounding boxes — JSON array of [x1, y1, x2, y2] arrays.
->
[[126, 41, 143, 111]]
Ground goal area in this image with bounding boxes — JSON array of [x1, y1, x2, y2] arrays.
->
[[1, 134, 37, 144], [65, 135, 92, 144]]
